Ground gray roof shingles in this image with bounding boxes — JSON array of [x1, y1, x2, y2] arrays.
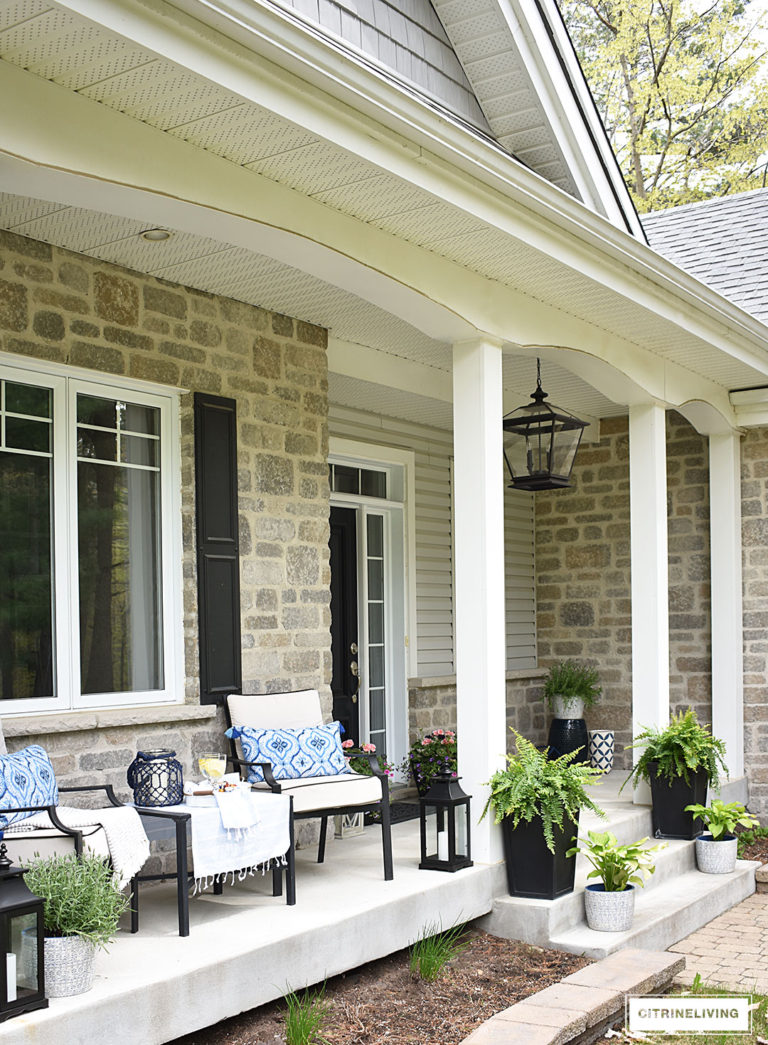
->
[[643, 189, 768, 324]]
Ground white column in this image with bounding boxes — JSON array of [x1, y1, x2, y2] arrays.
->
[[629, 402, 669, 802], [709, 431, 744, 780], [452, 337, 507, 864]]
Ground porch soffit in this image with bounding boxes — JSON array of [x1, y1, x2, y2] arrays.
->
[[1, 0, 768, 422]]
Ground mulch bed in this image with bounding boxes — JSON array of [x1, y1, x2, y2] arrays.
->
[[168, 928, 590, 1045], [738, 830, 768, 865]]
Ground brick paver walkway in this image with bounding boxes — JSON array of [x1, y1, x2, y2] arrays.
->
[[669, 890, 768, 994]]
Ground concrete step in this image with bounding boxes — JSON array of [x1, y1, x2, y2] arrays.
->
[[550, 861, 759, 959], [480, 859, 758, 959]]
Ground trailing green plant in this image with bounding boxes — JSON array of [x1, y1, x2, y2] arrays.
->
[[409, 922, 469, 982], [623, 709, 728, 791], [737, 824, 768, 859], [284, 985, 329, 1045], [567, 830, 664, 891], [481, 730, 604, 853], [684, 800, 759, 840], [543, 661, 601, 712], [23, 853, 128, 949]]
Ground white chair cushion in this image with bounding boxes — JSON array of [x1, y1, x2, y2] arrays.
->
[[252, 772, 382, 814], [3, 825, 110, 863], [227, 691, 323, 730]]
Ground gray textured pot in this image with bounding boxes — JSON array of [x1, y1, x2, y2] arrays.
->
[[584, 884, 635, 932], [695, 834, 738, 874], [44, 936, 96, 997], [552, 694, 585, 719]]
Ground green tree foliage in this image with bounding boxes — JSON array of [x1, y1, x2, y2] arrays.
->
[[559, 0, 768, 210]]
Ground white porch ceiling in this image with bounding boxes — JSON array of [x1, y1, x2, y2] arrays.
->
[[1, 0, 768, 434]]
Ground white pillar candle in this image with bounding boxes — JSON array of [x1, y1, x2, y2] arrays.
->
[[6, 952, 16, 1002], [437, 831, 449, 862]]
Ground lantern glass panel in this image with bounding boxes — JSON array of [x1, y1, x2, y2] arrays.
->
[[424, 804, 450, 862], [454, 805, 469, 859], [9, 913, 37, 1000], [550, 424, 582, 478]]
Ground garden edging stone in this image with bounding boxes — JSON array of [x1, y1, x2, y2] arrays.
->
[[459, 948, 685, 1045]]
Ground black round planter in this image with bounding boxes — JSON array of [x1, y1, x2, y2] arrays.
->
[[648, 761, 708, 839], [501, 813, 579, 899], [547, 718, 589, 763]]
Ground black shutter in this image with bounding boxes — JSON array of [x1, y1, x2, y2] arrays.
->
[[194, 393, 242, 704]]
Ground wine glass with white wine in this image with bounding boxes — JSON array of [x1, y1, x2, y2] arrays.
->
[[198, 751, 227, 790]]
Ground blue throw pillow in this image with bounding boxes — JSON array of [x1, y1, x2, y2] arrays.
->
[[225, 722, 350, 784], [0, 746, 58, 830]]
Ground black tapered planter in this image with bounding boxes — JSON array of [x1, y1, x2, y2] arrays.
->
[[547, 718, 589, 763], [501, 813, 579, 899], [648, 761, 708, 839]]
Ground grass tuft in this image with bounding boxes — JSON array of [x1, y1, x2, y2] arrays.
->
[[409, 923, 469, 982], [284, 986, 329, 1045]]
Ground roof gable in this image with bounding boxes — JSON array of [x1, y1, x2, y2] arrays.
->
[[271, 0, 642, 234]]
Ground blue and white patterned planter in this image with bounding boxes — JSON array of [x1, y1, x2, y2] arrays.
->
[[589, 730, 615, 773], [695, 834, 737, 874]]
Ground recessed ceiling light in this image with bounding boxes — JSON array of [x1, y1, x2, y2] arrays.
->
[[140, 228, 172, 242]]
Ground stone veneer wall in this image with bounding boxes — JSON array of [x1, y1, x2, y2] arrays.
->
[[0, 230, 331, 865], [535, 412, 711, 771], [407, 670, 548, 757], [741, 427, 768, 818]]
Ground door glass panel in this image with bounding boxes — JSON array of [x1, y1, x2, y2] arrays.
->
[[5, 417, 50, 454], [360, 469, 386, 499], [365, 513, 386, 754], [77, 395, 163, 695], [333, 465, 359, 494], [5, 382, 50, 419]]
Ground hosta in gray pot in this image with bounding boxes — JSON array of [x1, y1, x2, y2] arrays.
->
[[568, 830, 664, 933], [695, 834, 738, 874], [685, 800, 758, 875], [584, 884, 635, 932]]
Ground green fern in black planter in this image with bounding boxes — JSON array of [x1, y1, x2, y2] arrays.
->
[[481, 730, 604, 899], [622, 708, 728, 839]]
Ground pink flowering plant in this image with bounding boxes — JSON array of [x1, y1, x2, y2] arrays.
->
[[341, 739, 395, 780], [407, 729, 458, 794]]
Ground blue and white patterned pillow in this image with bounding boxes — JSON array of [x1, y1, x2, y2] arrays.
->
[[225, 722, 350, 784], [0, 746, 58, 830]]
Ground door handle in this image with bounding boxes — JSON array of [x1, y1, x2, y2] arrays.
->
[[350, 660, 360, 703]]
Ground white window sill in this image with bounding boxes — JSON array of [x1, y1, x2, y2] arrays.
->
[[3, 704, 219, 738]]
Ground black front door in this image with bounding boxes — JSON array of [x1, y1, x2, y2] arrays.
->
[[329, 506, 360, 744]]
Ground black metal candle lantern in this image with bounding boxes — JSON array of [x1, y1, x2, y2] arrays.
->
[[0, 844, 47, 1022], [419, 772, 473, 872], [127, 749, 184, 807], [502, 359, 588, 491]]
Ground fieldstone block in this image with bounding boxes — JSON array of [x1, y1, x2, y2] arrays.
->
[[80, 749, 134, 771], [14, 262, 52, 283], [130, 355, 179, 385], [70, 342, 125, 374], [0, 230, 51, 260], [560, 602, 595, 627], [0, 279, 27, 331], [144, 284, 187, 319], [94, 272, 139, 325], [70, 319, 100, 338], [286, 545, 320, 586], [59, 262, 89, 293], [189, 319, 221, 347], [272, 313, 294, 336], [254, 454, 294, 496], [296, 320, 326, 347]]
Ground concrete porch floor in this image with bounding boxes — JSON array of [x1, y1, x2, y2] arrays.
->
[[0, 817, 496, 1045]]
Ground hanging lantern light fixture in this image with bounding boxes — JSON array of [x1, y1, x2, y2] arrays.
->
[[502, 360, 588, 491]]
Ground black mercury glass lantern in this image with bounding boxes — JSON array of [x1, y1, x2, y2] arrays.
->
[[502, 360, 588, 491], [419, 772, 473, 872], [0, 844, 47, 1022], [127, 750, 184, 807]]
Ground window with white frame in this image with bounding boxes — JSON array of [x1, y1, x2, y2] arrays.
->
[[0, 361, 181, 713]]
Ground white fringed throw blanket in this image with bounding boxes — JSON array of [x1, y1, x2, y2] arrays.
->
[[163, 791, 291, 893], [8, 805, 150, 888]]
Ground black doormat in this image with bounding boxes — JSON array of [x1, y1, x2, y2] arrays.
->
[[364, 802, 420, 826]]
